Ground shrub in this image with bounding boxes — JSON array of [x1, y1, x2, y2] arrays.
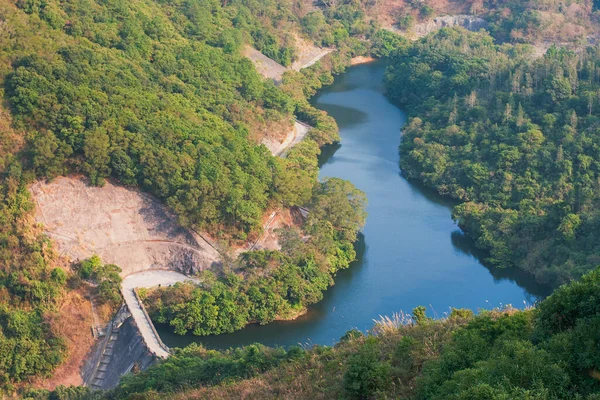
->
[[343, 338, 392, 399]]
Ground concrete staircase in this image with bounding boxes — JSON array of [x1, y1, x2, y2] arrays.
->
[[88, 305, 131, 390]]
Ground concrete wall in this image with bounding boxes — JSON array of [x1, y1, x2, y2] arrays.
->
[[84, 314, 157, 390]]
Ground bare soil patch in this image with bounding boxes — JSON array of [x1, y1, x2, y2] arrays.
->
[[350, 56, 376, 66], [243, 46, 287, 82], [30, 176, 221, 277], [244, 37, 333, 83], [291, 34, 334, 71], [31, 288, 96, 390]]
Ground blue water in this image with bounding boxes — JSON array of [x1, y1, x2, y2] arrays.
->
[[157, 61, 549, 349]]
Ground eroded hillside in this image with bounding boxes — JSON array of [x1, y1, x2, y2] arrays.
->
[[31, 177, 221, 277]]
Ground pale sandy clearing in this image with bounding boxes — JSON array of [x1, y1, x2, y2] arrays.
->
[[30, 176, 221, 277]]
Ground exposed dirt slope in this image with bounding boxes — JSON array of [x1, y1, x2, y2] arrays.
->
[[31, 288, 95, 390], [30, 176, 221, 277], [242, 46, 288, 82], [290, 34, 335, 71], [263, 121, 311, 156]]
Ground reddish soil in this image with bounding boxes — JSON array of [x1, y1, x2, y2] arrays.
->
[[32, 288, 96, 390]]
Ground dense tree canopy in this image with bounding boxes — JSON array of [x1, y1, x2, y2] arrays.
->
[[387, 27, 600, 286], [0, 0, 373, 389], [6, 0, 295, 236], [145, 177, 367, 337]]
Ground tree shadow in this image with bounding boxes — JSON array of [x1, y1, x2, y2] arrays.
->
[[450, 230, 552, 300], [318, 142, 342, 167]]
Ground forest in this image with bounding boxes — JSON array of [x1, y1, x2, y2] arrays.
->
[[143, 177, 366, 336], [386, 27, 600, 286]]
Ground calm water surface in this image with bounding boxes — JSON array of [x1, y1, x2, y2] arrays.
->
[[157, 61, 550, 349]]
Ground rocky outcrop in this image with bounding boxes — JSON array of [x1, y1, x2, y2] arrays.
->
[[409, 15, 489, 38]]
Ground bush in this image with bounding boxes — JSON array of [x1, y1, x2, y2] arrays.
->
[[343, 338, 392, 399], [76, 256, 122, 307]]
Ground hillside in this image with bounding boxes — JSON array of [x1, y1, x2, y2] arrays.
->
[[3, 0, 600, 397], [363, 0, 600, 47], [385, 28, 600, 287], [0, 0, 381, 392], [26, 267, 600, 399]]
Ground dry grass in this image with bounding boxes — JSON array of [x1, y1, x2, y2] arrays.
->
[[366, 0, 470, 28], [157, 310, 487, 400], [31, 288, 96, 390], [166, 351, 348, 400], [371, 311, 414, 335]]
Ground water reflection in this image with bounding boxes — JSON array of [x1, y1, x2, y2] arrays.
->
[[318, 143, 341, 167], [405, 176, 460, 210], [408, 178, 551, 300], [450, 230, 551, 299], [316, 104, 370, 128]]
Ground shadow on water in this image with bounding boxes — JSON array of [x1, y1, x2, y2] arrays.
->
[[405, 175, 552, 299], [450, 230, 552, 300], [318, 142, 341, 167], [316, 104, 370, 129], [404, 175, 460, 211]]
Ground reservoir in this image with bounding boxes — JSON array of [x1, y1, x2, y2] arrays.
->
[[158, 61, 550, 349]]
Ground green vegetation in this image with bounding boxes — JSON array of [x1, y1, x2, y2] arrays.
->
[[7, 0, 295, 237], [0, 0, 376, 389], [4, 0, 387, 242], [301, 1, 374, 52], [31, 266, 600, 399], [75, 256, 122, 308], [145, 177, 366, 336], [386, 27, 600, 286], [0, 163, 68, 386], [391, 0, 597, 46], [4, 0, 599, 394]]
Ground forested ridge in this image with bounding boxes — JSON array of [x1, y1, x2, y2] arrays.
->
[[7, 0, 305, 236], [4, 0, 394, 238], [386, 27, 600, 286]]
